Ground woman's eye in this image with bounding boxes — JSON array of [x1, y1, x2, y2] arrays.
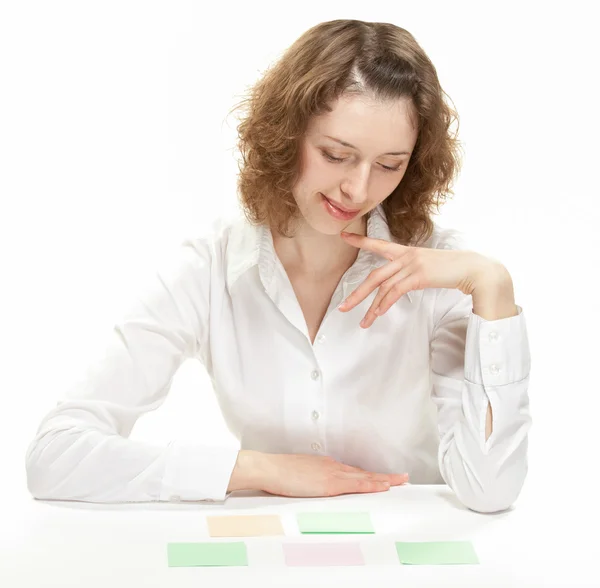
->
[[322, 151, 345, 163], [381, 164, 402, 172], [321, 150, 401, 172]]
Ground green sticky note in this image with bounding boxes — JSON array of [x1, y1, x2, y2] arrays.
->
[[297, 512, 374, 534], [167, 542, 248, 567], [395, 541, 479, 565]]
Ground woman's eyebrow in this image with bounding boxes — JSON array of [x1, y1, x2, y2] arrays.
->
[[323, 134, 411, 156]]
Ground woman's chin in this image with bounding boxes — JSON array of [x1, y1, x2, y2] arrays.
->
[[303, 213, 354, 235]]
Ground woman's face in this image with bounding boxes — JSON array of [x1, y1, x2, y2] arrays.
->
[[292, 94, 419, 235]]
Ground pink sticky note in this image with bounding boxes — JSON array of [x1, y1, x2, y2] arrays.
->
[[283, 542, 365, 566]]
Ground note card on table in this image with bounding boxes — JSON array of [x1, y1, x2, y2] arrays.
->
[[207, 514, 284, 537], [167, 542, 248, 567], [395, 541, 479, 565], [297, 512, 374, 534], [283, 542, 365, 566]]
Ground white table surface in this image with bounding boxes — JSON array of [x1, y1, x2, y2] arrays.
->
[[1, 483, 597, 587]]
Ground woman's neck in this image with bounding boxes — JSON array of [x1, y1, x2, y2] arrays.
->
[[272, 215, 367, 278]]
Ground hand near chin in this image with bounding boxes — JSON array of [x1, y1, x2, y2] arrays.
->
[[338, 231, 500, 327]]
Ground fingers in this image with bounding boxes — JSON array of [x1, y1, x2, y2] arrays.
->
[[366, 472, 409, 486], [361, 264, 415, 328], [338, 260, 402, 312], [340, 233, 397, 260], [352, 479, 392, 494], [338, 463, 409, 481], [340, 470, 408, 485], [375, 274, 418, 317], [328, 477, 391, 496], [333, 475, 409, 496], [334, 464, 410, 494], [264, 454, 410, 499], [386, 473, 410, 486]]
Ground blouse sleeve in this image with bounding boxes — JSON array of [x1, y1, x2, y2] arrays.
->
[[25, 236, 240, 503], [429, 230, 532, 513]]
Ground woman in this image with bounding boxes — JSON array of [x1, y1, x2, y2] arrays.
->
[[25, 19, 531, 513]]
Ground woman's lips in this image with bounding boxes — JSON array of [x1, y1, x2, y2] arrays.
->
[[320, 193, 360, 220]]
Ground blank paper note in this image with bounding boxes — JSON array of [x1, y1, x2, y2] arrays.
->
[[395, 541, 479, 565], [297, 512, 374, 534], [283, 542, 365, 566], [207, 515, 284, 537], [167, 542, 248, 567]]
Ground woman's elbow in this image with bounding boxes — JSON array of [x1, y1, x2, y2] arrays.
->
[[462, 490, 518, 514], [24, 427, 78, 500], [458, 465, 528, 514], [25, 437, 53, 499]]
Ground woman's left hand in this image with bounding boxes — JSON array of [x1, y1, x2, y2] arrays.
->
[[337, 231, 504, 328]]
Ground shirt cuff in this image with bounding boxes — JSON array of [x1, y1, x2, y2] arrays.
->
[[159, 442, 240, 502], [464, 304, 530, 386]]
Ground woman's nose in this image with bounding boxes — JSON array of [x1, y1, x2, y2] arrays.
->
[[341, 167, 370, 204]]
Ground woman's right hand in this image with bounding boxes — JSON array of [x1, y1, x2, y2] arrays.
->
[[227, 450, 409, 497]]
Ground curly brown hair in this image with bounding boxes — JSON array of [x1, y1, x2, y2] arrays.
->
[[228, 19, 463, 247]]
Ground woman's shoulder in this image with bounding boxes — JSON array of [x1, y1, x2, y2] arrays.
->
[[172, 212, 262, 288], [179, 211, 251, 258]]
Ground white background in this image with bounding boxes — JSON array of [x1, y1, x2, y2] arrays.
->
[[1, 0, 599, 545]]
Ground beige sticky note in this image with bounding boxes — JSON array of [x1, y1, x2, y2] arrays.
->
[[207, 515, 285, 538]]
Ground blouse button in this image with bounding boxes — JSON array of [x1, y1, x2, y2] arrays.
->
[[311, 442, 321, 451], [489, 364, 500, 375], [488, 331, 499, 342], [317, 334, 325, 343], [312, 410, 320, 421], [310, 370, 320, 381]]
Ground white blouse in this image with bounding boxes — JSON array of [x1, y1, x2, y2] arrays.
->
[[25, 205, 532, 513]]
